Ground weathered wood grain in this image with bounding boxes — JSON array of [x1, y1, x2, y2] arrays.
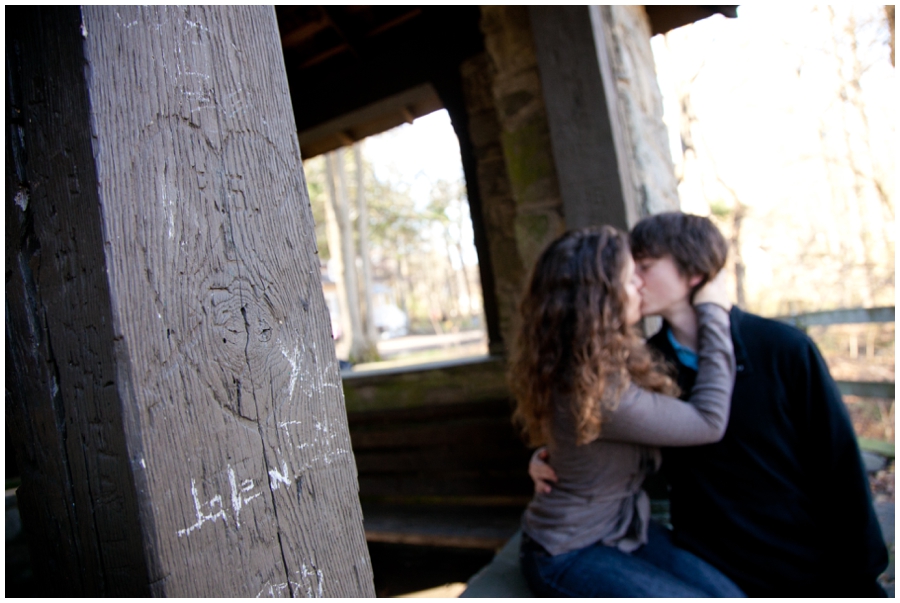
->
[[347, 399, 533, 502], [342, 356, 511, 413], [351, 416, 519, 450], [361, 503, 524, 549], [6, 6, 151, 595], [6, 6, 373, 597], [358, 473, 533, 500], [530, 5, 640, 231]]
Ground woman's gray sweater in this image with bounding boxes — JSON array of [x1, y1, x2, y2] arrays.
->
[[521, 303, 735, 556]]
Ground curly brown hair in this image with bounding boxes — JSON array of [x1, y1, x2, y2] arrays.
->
[[509, 226, 678, 447]]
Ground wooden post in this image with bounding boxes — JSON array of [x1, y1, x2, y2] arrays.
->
[[529, 6, 641, 231], [6, 6, 374, 597]]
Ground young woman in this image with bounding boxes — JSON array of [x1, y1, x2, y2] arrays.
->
[[509, 226, 743, 597]]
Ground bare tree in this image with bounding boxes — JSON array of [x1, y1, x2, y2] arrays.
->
[[353, 142, 380, 355], [325, 151, 373, 362], [887, 5, 895, 66], [307, 142, 485, 346], [676, 84, 748, 306]]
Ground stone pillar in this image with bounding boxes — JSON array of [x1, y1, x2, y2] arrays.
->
[[530, 6, 679, 232], [461, 7, 567, 353], [459, 6, 679, 353], [599, 6, 680, 216], [480, 7, 567, 270]]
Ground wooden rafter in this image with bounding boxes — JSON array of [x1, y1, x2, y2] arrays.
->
[[366, 8, 423, 38], [280, 16, 331, 49]]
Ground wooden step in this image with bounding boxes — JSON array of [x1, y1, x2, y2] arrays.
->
[[361, 503, 524, 550]]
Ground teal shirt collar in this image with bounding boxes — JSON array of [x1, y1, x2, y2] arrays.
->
[[667, 328, 699, 370]]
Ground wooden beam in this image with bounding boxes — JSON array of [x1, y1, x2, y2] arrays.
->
[[530, 6, 640, 231], [321, 7, 360, 60], [836, 381, 895, 399], [362, 503, 523, 550], [297, 83, 442, 158], [644, 5, 739, 36], [367, 9, 424, 38], [280, 14, 331, 49], [282, 6, 485, 134], [774, 306, 895, 327], [299, 42, 352, 69], [6, 6, 373, 597], [342, 356, 510, 413]]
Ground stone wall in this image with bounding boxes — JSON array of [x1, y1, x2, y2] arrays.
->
[[461, 6, 566, 353], [460, 53, 522, 355], [599, 6, 680, 216], [459, 6, 679, 352]]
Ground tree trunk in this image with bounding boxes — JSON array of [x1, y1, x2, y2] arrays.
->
[[732, 201, 747, 308], [354, 143, 380, 352], [331, 151, 368, 362], [324, 153, 353, 356], [887, 5, 895, 67], [454, 238, 473, 318], [5, 6, 374, 597]]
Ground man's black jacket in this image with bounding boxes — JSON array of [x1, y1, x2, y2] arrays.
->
[[649, 306, 888, 597]]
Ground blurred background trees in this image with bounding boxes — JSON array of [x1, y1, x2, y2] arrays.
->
[[652, 3, 895, 449], [652, 3, 895, 317], [303, 132, 484, 365]]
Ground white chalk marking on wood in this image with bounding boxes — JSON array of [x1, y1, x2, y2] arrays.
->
[[321, 448, 349, 466], [159, 166, 176, 240], [298, 564, 325, 598], [281, 345, 303, 400], [227, 464, 263, 528], [281, 413, 350, 468], [227, 466, 243, 527], [14, 190, 28, 211], [176, 479, 228, 537], [176, 465, 266, 536], [278, 419, 303, 441], [184, 18, 210, 33], [291, 563, 325, 599], [255, 582, 290, 598], [268, 459, 292, 491], [114, 11, 139, 29]]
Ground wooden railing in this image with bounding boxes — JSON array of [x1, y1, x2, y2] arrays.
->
[[775, 306, 895, 457], [774, 306, 895, 400], [775, 306, 894, 328]]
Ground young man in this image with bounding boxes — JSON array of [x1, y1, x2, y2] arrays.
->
[[530, 212, 888, 597]]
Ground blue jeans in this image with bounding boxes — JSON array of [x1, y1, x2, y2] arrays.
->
[[520, 522, 746, 598]]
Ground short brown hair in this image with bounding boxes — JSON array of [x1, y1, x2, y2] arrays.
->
[[630, 212, 728, 285]]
